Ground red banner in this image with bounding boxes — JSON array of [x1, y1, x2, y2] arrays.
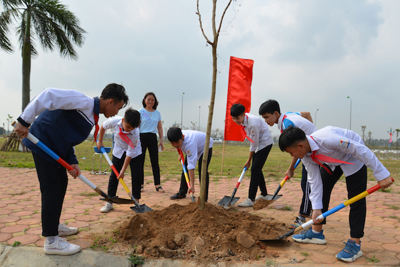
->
[[224, 56, 254, 141]]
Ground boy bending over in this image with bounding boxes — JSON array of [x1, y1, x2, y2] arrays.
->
[[97, 108, 142, 213], [279, 126, 393, 262]]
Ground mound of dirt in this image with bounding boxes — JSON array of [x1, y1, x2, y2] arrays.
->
[[97, 202, 289, 262]]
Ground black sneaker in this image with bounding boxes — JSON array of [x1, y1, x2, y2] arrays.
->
[[170, 193, 186, 200]]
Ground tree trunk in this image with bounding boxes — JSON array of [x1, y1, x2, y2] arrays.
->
[[196, 0, 232, 209], [199, 1, 219, 210], [22, 8, 32, 111]]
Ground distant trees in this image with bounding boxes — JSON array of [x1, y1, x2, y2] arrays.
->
[[361, 125, 366, 142]]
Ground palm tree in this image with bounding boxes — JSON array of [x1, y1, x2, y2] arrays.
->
[[0, 0, 85, 111]]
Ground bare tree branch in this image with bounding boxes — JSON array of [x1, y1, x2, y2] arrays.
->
[[196, 0, 213, 45], [217, 0, 233, 35], [212, 0, 216, 39]]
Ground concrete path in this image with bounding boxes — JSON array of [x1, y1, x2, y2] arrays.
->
[[0, 167, 399, 266]]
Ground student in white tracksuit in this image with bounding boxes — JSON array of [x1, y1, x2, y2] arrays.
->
[[230, 104, 274, 207], [279, 126, 393, 263], [259, 99, 317, 227], [167, 128, 213, 202], [97, 108, 142, 213]]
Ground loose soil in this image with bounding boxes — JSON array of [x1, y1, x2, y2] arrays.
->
[[94, 202, 291, 262], [253, 199, 274, 210]]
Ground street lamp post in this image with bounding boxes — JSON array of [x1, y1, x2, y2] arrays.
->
[[198, 106, 201, 131], [181, 92, 185, 128], [315, 109, 319, 127], [347, 96, 352, 130]]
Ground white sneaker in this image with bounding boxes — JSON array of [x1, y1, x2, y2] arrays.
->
[[255, 194, 269, 201], [100, 202, 113, 213], [238, 198, 255, 207], [44, 236, 81, 255], [58, 223, 78, 236]]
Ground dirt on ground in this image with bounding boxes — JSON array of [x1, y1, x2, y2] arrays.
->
[[95, 202, 290, 262]]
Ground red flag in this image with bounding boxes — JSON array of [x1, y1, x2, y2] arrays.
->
[[224, 56, 254, 141]]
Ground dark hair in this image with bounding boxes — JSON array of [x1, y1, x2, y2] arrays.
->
[[230, 103, 245, 117], [142, 92, 158, 109], [100, 83, 129, 108], [167, 127, 183, 142], [124, 108, 141, 128], [279, 126, 306, 151], [259, 99, 280, 115]]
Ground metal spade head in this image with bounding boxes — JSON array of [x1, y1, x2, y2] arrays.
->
[[218, 196, 240, 209], [130, 204, 153, 213], [259, 228, 296, 242]]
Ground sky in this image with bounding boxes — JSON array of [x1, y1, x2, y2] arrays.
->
[[1, 0, 399, 140]]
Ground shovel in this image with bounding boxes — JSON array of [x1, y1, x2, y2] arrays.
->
[[100, 146, 153, 213], [260, 178, 394, 241], [218, 167, 247, 208], [269, 159, 301, 201], [25, 132, 133, 204], [178, 148, 195, 202]]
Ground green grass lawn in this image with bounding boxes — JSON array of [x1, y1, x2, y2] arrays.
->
[[0, 137, 399, 185]]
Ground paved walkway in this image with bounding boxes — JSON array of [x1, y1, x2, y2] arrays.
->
[[0, 167, 399, 266]]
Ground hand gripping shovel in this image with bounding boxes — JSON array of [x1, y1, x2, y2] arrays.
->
[[260, 177, 394, 241], [178, 148, 195, 202], [218, 167, 247, 208], [26, 132, 133, 204], [100, 146, 153, 213], [269, 159, 301, 201]]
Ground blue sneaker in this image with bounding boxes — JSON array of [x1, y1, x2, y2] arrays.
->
[[292, 227, 326, 244], [336, 239, 362, 262]]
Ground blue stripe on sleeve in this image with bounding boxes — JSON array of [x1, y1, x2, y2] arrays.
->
[[282, 119, 296, 130]]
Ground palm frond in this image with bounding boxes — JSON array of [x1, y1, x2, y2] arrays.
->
[[1, 0, 23, 10], [36, 0, 85, 51], [30, 7, 54, 52], [0, 11, 14, 52], [2, 0, 85, 58], [17, 9, 38, 58]]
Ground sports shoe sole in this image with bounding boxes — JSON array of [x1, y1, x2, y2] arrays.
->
[[59, 229, 79, 236], [292, 236, 327, 244], [44, 246, 82, 255], [100, 208, 113, 213], [336, 251, 363, 262]]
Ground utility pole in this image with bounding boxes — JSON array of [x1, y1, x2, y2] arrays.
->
[[198, 106, 201, 131], [181, 92, 185, 128], [347, 96, 352, 130]]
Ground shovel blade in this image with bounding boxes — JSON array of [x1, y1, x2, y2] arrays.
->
[[130, 204, 153, 213], [100, 196, 134, 204], [218, 196, 240, 208], [264, 194, 282, 201], [259, 228, 295, 242]]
